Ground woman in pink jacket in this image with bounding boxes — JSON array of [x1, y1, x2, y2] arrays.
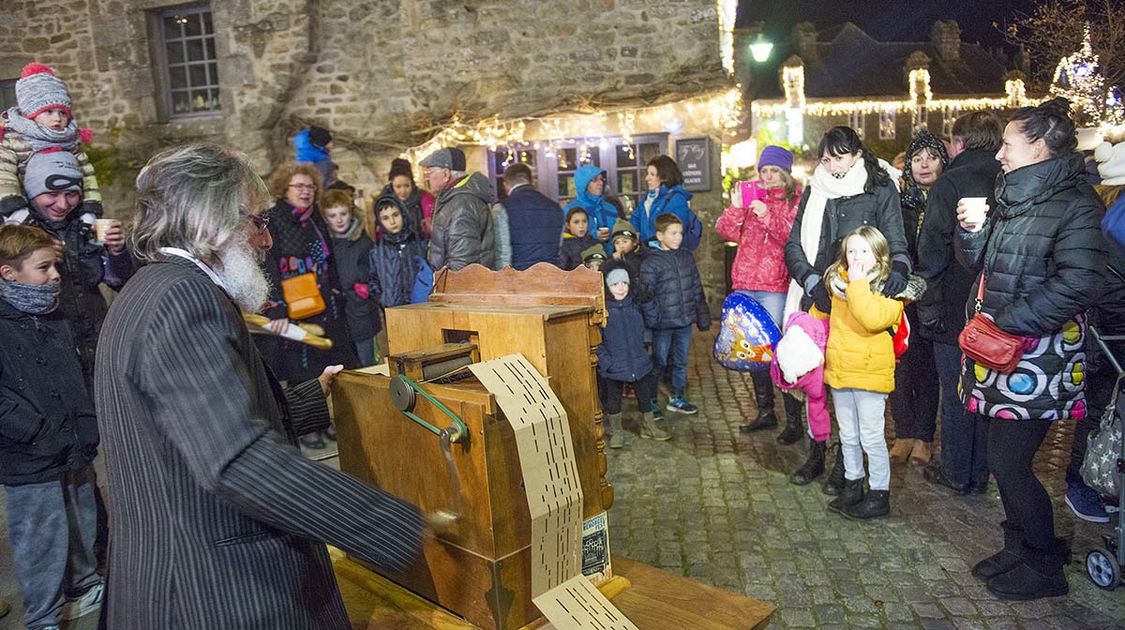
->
[[715, 146, 804, 443]]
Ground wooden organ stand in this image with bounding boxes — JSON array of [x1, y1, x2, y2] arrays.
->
[[331, 263, 773, 630]]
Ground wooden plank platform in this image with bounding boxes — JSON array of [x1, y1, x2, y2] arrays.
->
[[333, 550, 774, 630]]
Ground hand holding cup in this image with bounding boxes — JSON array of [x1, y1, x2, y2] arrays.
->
[[957, 197, 989, 232], [98, 219, 126, 254]]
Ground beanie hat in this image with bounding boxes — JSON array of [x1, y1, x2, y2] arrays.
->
[[605, 268, 630, 286], [16, 63, 72, 120], [23, 148, 83, 200], [758, 145, 794, 173], [611, 218, 637, 243], [1095, 141, 1125, 186], [308, 126, 332, 149], [420, 147, 467, 172], [581, 244, 607, 263]]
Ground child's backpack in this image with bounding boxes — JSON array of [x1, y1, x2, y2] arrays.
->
[[713, 292, 782, 371]]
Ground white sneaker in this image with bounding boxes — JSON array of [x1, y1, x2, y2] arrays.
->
[[61, 582, 104, 620]]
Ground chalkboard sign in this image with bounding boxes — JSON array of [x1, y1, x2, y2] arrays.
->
[[675, 136, 712, 192]]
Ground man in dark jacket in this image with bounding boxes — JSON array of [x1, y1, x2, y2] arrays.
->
[[915, 111, 1003, 495], [96, 144, 424, 629], [422, 147, 496, 271], [501, 163, 563, 270]]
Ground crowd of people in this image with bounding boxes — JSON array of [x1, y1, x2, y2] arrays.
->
[[0, 57, 1121, 628]]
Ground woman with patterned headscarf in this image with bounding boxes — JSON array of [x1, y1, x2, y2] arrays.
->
[[888, 130, 948, 467]]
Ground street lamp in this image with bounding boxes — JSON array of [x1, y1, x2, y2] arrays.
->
[[750, 33, 773, 63]]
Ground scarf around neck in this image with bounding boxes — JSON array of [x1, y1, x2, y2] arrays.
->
[[0, 279, 60, 314], [783, 162, 870, 322], [4, 107, 80, 152]]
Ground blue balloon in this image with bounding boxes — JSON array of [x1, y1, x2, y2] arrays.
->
[[712, 293, 782, 372]]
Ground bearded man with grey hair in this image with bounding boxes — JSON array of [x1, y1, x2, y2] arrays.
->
[[94, 144, 424, 629]]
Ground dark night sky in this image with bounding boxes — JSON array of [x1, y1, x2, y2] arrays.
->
[[737, 0, 1044, 51]]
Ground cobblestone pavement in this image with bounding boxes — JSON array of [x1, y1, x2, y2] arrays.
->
[[606, 331, 1125, 629]]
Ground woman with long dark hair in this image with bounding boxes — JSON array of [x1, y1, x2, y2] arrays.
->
[[956, 98, 1105, 600], [783, 126, 908, 492]]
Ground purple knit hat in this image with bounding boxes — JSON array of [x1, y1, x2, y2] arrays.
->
[[758, 145, 794, 173]]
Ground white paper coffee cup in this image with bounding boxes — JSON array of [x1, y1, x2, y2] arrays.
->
[[961, 197, 988, 225], [94, 219, 115, 243]]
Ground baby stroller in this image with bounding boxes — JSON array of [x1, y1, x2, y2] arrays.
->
[[1083, 325, 1125, 589]]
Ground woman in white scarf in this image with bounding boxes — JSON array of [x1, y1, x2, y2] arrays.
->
[[782, 126, 909, 491]]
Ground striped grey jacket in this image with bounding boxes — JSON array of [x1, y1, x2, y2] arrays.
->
[[94, 255, 423, 629]]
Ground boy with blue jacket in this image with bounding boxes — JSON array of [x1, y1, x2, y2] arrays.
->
[[639, 213, 711, 414]]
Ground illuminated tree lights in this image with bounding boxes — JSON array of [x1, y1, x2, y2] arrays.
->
[[1050, 25, 1125, 127]]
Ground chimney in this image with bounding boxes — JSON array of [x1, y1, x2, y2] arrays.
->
[[793, 22, 818, 63], [930, 20, 961, 61]]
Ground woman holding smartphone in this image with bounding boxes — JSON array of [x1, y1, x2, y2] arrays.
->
[[715, 146, 804, 443]]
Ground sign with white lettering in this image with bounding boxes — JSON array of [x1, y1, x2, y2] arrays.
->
[[675, 136, 712, 192]]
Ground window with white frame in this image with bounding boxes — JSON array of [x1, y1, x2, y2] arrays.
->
[[879, 109, 896, 140], [486, 134, 668, 209], [156, 5, 220, 117], [848, 111, 864, 138], [914, 105, 928, 131], [942, 108, 959, 138]]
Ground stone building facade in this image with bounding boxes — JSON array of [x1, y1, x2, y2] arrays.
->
[[1, 0, 739, 297]]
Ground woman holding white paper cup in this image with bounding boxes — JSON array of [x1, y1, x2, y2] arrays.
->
[[954, 97, 1106, 601], [715, 145, 805, 443], [21, 148, 133, 385]]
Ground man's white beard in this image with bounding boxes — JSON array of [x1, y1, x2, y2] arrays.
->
[[214, 237, 271, 312]]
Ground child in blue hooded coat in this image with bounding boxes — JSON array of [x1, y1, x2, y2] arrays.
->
[[562, 165, 620, 242]]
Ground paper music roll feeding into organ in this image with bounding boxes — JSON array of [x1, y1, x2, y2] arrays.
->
[[712, 292, 781, 372]]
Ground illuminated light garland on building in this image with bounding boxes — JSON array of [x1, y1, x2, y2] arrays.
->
[[404, 88, 743, 166], [718, 0, 738, 76]]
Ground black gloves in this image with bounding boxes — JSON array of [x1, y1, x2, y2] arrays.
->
[[882, 261, 909, 296], [810, 280, 832, 313]]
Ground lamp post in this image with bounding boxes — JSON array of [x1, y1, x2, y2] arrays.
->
[[750, 33, 773, 63]]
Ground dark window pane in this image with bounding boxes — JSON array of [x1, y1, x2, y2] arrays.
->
[[190, 90, 210, 112], [517, 150, 535, 167], [639, 142, 661, 164], [189, 64, 207, 88], [558, 174, 575, 198], [616, 144, 637, 167], [166, 41, 185, 64], [163, 16, 182, 40], [172, 90, 191, 114], [186, 39, 205, 62], [203, 11, 214, 34], [208, 89, 221, 111], [558, 148, 577, 172], [0, 80, 16, 111], [168, 66, 187, 90], [205, 38, 217, 61], [579, 147, 600, 167], [185, 13, 203, 37], [207, 63, 219, 86]]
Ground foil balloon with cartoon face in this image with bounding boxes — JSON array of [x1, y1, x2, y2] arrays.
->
[[713, 292, 782, 371]]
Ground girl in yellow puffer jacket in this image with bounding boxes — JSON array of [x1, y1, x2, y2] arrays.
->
[[822, 226, 907, 521]]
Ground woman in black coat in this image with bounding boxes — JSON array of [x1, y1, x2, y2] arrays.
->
[[956, 98, 1106, 601], [783, 126, 909, 490], [258, 164, 357, 386]]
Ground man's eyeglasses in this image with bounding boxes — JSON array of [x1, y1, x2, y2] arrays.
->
[[288, 183, 316, 192], [244, 214, 270, 232]]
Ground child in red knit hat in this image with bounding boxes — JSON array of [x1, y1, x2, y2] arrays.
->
[[0, 63, 102, 226]]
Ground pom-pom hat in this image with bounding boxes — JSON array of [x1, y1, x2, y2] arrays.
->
[[16, 63, 72, 120]]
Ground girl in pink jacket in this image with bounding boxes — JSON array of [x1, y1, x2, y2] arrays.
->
[[715, 146, 804, 443]]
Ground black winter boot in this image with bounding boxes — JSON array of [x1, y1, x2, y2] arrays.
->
[[986, 538, 1069, 600], [739, 371, 778, 433], [972, 520, 1025, 580], [822, 445, 846, 496], [776, 393, 804, 445], [841, 489, 890, 520], [790, 438, 826, 485], [828, 478, 865, 513]]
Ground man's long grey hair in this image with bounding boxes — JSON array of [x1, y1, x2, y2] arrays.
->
[[132, 144, 269, 263]]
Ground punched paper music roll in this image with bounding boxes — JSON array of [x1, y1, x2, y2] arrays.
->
[[469, 355, 638, 630]]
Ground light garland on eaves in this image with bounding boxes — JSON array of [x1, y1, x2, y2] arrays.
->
[[753, 64, 1041, 120], [404, 88, 743, 166]]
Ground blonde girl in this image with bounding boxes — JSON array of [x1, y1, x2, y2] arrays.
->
[[822, 225, 906, 520]]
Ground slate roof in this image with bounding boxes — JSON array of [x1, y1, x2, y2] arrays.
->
[[747, 22, 1011, 101]]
